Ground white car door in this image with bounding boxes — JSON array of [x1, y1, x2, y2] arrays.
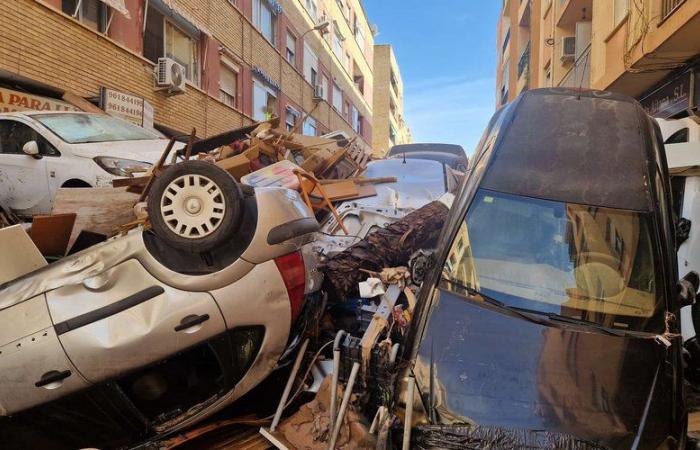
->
[[0, 119, 53, 215], [45, 259, 227, 383]]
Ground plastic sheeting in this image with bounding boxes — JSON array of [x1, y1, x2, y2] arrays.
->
[[412, 424, 610, 450]]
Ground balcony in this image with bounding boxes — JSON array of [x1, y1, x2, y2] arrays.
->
[[661, 0, 686, 22], [557, 0, 593, 27], [517, 42, 530, 79], [518, 0, 531, 26], [559, 44, 591, 89]]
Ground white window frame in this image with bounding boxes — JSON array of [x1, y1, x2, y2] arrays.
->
[[164, 20, 200, 86], [305, 0, 318, 22], [304, 43, 319, 86], [219, 57, 239, 108], [65, 0, 109, 33], [285, 106, 300, 132], [303, 116, 317, 136], [286, 31, 297, 65], [253, 79, 278, 121], [253, 0, 276, 43], [332, 25, 344, 61], [332, 83, 342, 111]]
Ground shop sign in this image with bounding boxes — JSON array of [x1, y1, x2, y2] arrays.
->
[[640, 70, 693, 118], [100, 87, 154, 129], [252, 66, 281, 91], [0, 87, 79, 113]]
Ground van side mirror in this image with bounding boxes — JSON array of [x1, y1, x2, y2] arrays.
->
[[22, 141, 41, 159], [678, 271, 700, 307]]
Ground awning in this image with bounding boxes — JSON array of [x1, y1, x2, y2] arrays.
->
[[99, 0, 131, 19]]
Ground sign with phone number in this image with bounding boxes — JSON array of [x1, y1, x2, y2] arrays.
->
[[99, 87, 154, 129]]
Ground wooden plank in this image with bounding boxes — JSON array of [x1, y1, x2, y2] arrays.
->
[[690, 411, 700, 432], [29, 213, 76, 257], [52, 187, 139, 248], [0, 225, 47, 284]]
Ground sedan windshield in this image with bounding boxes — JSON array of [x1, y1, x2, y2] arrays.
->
[[33, 114, 161, 144], [442, 189, 663, 333]]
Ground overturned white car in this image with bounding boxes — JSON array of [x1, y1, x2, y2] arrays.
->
[[0, 161, 320, 449]]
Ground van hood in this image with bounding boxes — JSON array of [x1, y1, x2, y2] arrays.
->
[[413, 288, 681, 450], [68, 139, 183, 164]]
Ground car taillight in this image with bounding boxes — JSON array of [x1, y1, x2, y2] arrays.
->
[[274, 251, 306, 324]]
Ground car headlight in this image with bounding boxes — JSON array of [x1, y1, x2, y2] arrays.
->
[[93, 156, 152, 177]]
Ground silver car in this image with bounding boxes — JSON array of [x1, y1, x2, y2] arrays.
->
[[0, 161, 320, 449]]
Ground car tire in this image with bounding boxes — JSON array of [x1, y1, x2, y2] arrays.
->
[[147, 160, 243, 253]]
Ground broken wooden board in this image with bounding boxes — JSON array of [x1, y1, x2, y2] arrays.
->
[[29, 213, 76, 257], [0, 225, 47, 284], [52, 187, 139, 248]]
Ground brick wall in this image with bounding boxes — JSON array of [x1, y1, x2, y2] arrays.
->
[[0, 0, 373, 147]]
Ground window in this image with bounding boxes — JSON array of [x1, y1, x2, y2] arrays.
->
[[442, 189, 663, 333], [303, 116, 317, 136], [62, 0, 106, 32], [286, 31, 297, 65], [332, 84, 342, 111], [613, 0, 628, 26], [351, 105, 361, 134], [285, 106, 300, 132], [253, 0, 276, 43], [305, 0, 318, 21], [354, 18, 366, 53], [33, 114, 160, 143], [665, 128, 689, 144], [143, 6, 200, 85], [332, 25, 344, 61], [0, 120, 57, 156], [253, 80, 278, 121], [320, 76, 329, 101], [389, 125, 397, 145], [219, 58, 239, 108], [304, 43, 318, 86]]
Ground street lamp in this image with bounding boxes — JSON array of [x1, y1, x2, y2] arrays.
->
[[301, 21, 330, 39]]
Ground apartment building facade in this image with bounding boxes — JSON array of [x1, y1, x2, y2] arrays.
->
[[372, 44, 411, 157], [496, 0, 700, 120], [0, 0, 374, 147]]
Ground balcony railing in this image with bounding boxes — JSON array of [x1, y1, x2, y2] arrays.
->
[[517, 43, 530, 78], [661, 0, 686, 21]]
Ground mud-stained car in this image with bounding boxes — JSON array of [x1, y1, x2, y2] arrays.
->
[[0, 161, 320, 449], [404, 89, 689, 449]]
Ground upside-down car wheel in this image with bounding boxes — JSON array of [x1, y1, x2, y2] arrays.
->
[[147, 160, 243, 252]]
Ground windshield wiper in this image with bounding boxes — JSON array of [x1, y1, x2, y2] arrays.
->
[[445, 279, 635, 337], [536, 312, 628, 337], [444, 279, 548, 326]]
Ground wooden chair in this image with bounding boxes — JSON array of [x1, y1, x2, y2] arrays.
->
[[294, 169, 349, 235]]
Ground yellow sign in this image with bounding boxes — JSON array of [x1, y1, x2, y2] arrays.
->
[[0, 87, 79, 113]]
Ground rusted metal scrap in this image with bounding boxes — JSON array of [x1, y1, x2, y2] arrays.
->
[[322, 200, 449, 300]]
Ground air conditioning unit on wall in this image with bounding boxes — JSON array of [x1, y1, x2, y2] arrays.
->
[[313, 85, 325, 100], [560, 36, 576, 63], [155, 57, 187, 95]]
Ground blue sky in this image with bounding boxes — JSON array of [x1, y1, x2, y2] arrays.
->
[[364, 1, 501, 154]]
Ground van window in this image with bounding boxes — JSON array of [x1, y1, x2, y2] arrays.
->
[[0, 120, 58, 156], [665, 128, 689, 144], [442, 189, 663, 333]]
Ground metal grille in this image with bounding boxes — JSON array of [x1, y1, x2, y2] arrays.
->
[[661, 0, 686, 21]]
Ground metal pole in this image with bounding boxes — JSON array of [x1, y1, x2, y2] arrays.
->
[[328, 361, 359, 450], [330, 330, 346, 426], [402, 376, 416, 450], [271, 338, 309, 432]]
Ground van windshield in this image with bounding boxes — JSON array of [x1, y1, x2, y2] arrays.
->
[[442, 189, 664, 333], [33, 114, 161, 144]]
